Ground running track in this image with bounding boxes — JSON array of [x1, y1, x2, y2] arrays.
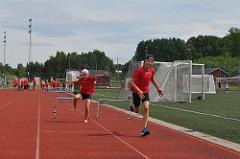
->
[[0, 89, 239, 159]]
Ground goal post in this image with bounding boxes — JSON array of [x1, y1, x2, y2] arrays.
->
[[65, 70, 80, 92], [118, 60, 216, 103], [150, 60, 193, 103]]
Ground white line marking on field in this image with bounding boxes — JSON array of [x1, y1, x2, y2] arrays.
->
[[35, 93, 41, 159], [101, 103, 240, 153], [153, 103, 240, 122], [93, 93, 240, 122], [92, 119, 149, 159], [44, 130, 109, 134], [72, 107, 150, 159]]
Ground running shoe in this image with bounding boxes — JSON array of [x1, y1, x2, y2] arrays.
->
[[141, 128, 150, 136]]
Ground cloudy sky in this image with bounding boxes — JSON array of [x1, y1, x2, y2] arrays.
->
[[0, 0, 240, 67]]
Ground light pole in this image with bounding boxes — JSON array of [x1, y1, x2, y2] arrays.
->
[[68, 54, 71, 70], [145, 46, 148, 55], [117, 57, 119, 87], [27, 18, 32, 80], [2, 31, 6, 86], [3, 31, 6, 66], [28, 18, 32, 64], [187, 43, 191, 60], [238, 60, 240, 81], [95, 57, 98, 70]]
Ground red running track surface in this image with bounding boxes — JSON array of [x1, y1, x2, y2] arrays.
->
[[0, 89, 239, 159]]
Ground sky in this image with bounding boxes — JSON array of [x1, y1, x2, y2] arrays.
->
[[0, 0, 240, 68]]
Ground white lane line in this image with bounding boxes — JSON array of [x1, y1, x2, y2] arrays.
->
[[93, 93, 240, 122], [102, 103, 240, 153], [92, 119, 149, 159], [35, 93, 41, 159], [44, 130, 109, 134], [60, 102, 150, 159]]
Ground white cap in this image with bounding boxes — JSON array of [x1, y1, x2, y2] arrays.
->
[[81, 69, 89, 75]]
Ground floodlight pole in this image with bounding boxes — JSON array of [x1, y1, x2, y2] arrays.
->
[[2, 31, 7, 86], [95, 57, 98, 70], [68, 54, 71, 70], [27, 18, 32, 80], [201, 64, 205, 100], [3, 31, 6, 66], [238, 61, 240, 76], [28, 18, 32, 64], [117, 57, 119, 87], [189, 60, 192, 104], [3, 31, 7, 66], [145, 46, 148, 55]]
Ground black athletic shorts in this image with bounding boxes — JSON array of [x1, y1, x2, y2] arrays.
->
[[132, 92, 150, 107], [81, 93, 91, 100]]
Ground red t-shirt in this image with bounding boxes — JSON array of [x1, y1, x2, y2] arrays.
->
[[12, 79, 17, 87], [40, 81, 43, 87], [131, 67, 155, 93], [77, 76, 96, 94], [51, 81, 56, 87], [56, 82, 60, 87], [24, 79, 29, 86], [45, 81, 49, 87], [33, 79, 36, 85]]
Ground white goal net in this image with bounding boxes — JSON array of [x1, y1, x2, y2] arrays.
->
[[65, 70, 80, 92], [118, 60, 216, 103]]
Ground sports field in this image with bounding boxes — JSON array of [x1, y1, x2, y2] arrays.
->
[[0, 88, 239, 158], [94, 88, 240, 144]]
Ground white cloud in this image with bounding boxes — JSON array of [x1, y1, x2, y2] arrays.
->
[[1, 0, 240, 67]]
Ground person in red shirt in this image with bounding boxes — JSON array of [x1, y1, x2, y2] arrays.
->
[[40, 80, 45, 90], [32, 77, 36, 90], [56, 81, 60, 87], [20, 79, 24, 90], [51, 80, 55, 88], [24, 79, 29, 90], [17, 78, 21, 90], [12, 79, 17, 88], [70, 69, 96, 123], [45, 80, 49, 90], [131, 54, 163, 136]]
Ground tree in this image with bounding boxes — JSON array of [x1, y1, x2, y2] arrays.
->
[[27, 62, 44, 80], [186, 35, 223, 59], [15, 63, 26, 77], [43, 50, 115, 79], [195, 55, 240, 76], [134, 38, 187, 62], [223, 27, 240, 57]]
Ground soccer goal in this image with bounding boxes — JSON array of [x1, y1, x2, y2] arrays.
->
[[65, 70, 80, 92], [118, 60, 216, 103]]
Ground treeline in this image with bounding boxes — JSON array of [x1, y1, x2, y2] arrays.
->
[[1, 27, 240, 79], [133, 27, 240, 61], [131, 27, 240, 76], [43, 50, 115, 79], [0, 50, 115, 80]]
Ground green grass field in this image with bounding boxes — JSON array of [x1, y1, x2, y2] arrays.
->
[[93, 88, 240, 144]]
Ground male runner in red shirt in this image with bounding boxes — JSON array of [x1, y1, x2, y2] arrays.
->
[[45, 80, 49, 90], [40, 80, 45, 90], [32, 77, 36, 90], [71, 69, 96, 123], [131, 54, 163, 136]]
